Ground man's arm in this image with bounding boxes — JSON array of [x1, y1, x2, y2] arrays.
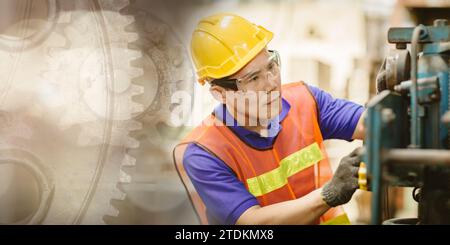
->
[[236, 188, 329, 225], [352, 110, 366, 140], [307, 84, 365, 141]]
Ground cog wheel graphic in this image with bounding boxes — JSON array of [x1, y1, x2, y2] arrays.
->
[[0, 148, 54, 225], [0, 0, 61, 224], [0, 0, 146, 225], [103, 2, 197, 225], [40, 0, 146, 224], [0, 0, 61, 111], [0, 108, 60, 225], [0, 0, 196, 225], [0, 0, 59, 51]]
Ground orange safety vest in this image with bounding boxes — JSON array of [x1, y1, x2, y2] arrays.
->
[[173, 82, 350, 225]]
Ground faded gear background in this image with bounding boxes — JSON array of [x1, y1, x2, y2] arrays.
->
[[0, 0, 197, 224]]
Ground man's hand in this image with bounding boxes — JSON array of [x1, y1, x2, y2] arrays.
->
[[321, 148, 361, 207]]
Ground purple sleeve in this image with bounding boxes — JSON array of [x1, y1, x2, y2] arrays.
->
[[307, 84, 364, 141], [183, 143, 259, 225]]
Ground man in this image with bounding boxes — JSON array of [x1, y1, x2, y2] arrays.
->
[[174, 13, 365, 225]]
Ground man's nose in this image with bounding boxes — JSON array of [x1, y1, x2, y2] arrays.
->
[[262, 72, 278, 91]]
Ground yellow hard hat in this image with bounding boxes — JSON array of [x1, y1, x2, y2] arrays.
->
[[191, 13, 273, 85]]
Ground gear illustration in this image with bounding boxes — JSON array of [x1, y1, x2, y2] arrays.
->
[[0, 0, 60, 111], [0, 0, 196, 225], [40, 0, 145, 224], [0, 148, 54, 225], [0, 0, 59, 51], [102, 2, 197, 224], [0, 0, 61, 225], [0, 0, 143, 225]]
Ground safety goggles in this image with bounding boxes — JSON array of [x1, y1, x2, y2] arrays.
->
[[210, 50, 281, 91]]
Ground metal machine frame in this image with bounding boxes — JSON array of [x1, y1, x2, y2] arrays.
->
[[362, 19, 450, 224]]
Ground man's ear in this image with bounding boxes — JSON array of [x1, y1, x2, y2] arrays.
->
[[209, 85, 227, 104]]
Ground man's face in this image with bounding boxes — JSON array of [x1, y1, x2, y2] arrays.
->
[[224, 49, 282, 127]]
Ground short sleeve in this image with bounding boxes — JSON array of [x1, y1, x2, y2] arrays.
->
[[183, 143, 259, 224], [307, 84, 364, 141]]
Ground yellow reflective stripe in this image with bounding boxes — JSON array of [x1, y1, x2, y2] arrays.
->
[[246, 142, 324, 197], [320, 214, 351, 225]]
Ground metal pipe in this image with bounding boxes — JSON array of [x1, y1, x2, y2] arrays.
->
[[394, 76, 438, 92], [410, 25, 427, 147], [384, 149, 450, 165]]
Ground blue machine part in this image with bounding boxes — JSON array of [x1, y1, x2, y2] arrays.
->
[[363, 19, 450, 224]]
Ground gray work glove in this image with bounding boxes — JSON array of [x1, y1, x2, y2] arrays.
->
[[321, 147, 361, 207]]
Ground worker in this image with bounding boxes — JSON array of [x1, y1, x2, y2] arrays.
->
[[173, 13, 365, 225]]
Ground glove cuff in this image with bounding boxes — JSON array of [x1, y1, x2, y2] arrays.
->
[[321, 182, 341, 207]]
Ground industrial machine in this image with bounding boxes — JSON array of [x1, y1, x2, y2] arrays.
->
[[360, 19, 450, 224]]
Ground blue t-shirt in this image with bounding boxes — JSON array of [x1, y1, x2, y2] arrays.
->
[[183, 84, 364, 224]]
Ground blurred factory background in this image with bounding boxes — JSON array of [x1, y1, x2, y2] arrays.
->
[[0, 0, 448, 225]]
